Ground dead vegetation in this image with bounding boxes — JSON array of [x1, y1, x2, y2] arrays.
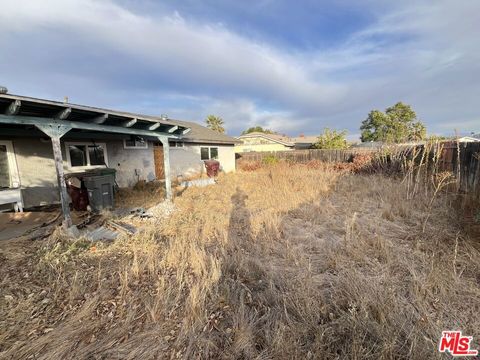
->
[[1, 161, 479, 359]]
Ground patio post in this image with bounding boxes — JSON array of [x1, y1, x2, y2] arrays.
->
[[157, 136, 172, 200]]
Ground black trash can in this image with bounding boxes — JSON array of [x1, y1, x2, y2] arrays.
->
[[83, 169, 116, 211]]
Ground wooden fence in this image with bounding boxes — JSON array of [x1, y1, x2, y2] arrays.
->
[[236, 148, 375, 164], [441, 142, 480, 198], [235, 143, 480, 198]]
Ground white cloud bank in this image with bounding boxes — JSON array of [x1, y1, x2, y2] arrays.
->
[[0, 0, 478, 136]]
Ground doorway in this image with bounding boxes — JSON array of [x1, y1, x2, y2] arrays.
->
[[153, 143, 165, 180]]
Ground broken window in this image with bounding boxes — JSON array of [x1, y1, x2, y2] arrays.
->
[[67, 142, 108, 168], [88, 145, 105, 166], [68, 145, 87, 167]]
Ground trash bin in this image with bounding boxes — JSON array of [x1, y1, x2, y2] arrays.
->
[[204, 160, 220, 177], [83, 169, 116, 211]]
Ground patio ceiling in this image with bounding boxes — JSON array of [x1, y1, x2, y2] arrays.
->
[[0, 94, 191, 138]]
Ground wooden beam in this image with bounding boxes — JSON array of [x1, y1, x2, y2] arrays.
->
[[158, 136, 172, 200], [91, 114, 108, 124], [51, 135, 72, 228], [167, 125, 178, 133], [0, 114, 181, 139], [33, 123, 73, 228], [56, 107, 72, 120], [123, 118, 137, 127], [149, 122, 160, 131], [5, 100, 21, 115]]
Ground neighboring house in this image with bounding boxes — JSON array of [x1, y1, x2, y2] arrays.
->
[[235, 132, 318, 152], [235, 132, 294, 152], [0, 93, 238, 223], [458, 134, 480, 142], [291, 135, 318, 149]]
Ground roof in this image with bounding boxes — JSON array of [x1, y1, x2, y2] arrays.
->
[[291, 136, 318, 144], [458, 136, 480, 142], [237, 132, 294, 146], [0, 93, 190, 137], [169, 119, 240, 145], [350, 141, 385, 149]]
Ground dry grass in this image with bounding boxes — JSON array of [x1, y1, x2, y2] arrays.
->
[[1, 163, 479, 359], [115, 181, 166, 209]]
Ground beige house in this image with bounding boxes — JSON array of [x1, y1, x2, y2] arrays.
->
[[235, 132, 317, 152], [0, 93, 238, 219]]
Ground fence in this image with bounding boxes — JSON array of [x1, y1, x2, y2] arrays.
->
[[236, 148, 375, 164], [441, 142, 480, 198], [235, 143, 480, 198]]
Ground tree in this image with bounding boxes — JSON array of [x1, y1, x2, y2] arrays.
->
[[241, 126, 275, 135], [205, 115, 225, 133], [360, 102, 426, 143], [314, 128, 348, 149]]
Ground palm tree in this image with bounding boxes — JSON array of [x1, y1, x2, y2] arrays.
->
[[205, 115, 225, 134]]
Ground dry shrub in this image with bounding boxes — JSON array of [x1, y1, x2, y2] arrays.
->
[[1, 163, 479, 359], [238, 160, 262, 172], [116, 180, 165, 209]]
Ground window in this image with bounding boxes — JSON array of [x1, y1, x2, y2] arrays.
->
[[200, 147, 219, 160], [66, 142, 108, 168], [169, 141, 184, 148], [123, 138, 147, 149]]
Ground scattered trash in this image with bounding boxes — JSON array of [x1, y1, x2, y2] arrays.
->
[[84, 226, 118, 242], [106, 220, 137, 235], [144, 200, 175, 220], [180, 178, 216, 188]]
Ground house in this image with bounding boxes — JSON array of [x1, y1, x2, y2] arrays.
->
[[291, 135, 318, 149], [234, 132, 318, 152], [458, 134, 480, 142], [168, 120, 239, 179], [0, 92, 238, 225]]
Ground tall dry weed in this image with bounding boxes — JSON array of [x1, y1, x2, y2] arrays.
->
[[1, 162, 478, 359]]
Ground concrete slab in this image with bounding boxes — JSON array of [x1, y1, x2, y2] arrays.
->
[[0, 212, 59, 241]]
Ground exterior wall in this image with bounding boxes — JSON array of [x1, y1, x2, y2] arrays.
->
[[10, 138, 59, 208], [169, 143, 236, 179], [106, 140, 156, 187], [5, 137, 235, 208], [234, 136, 292, 153], [7, 138, 156, 208]]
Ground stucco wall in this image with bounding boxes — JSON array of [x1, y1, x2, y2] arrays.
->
[[4, 137, 235, 208], [106, 140, 156, 187], [7, 138, 156, 208], [10, 138, 59, 208], [169, 143, 235, 179]]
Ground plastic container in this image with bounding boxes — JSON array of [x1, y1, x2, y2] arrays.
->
[[204, 160, 220, 178], [83, 171, 116, 211]]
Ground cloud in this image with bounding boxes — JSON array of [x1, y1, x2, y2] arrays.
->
[[0, 0, 478, 136]]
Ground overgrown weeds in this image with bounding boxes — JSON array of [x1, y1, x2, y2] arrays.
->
[[0, 162, 478, 359]]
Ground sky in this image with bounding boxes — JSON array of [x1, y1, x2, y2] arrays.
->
[[0, 0, 479, 138]]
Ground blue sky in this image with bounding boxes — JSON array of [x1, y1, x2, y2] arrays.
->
[[0, 0, 479, 138]]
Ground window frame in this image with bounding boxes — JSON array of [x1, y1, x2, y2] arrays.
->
[[0, 140, 20, 188], [123, 138, 148, 149], [169, 141, 184, 148], [200, 146, 219, 160], [65, 141, 108, 169]]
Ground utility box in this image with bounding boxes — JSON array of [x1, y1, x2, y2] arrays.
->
[[83, 171, 116, 211]]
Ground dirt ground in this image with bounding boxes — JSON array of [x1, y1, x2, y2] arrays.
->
[[0, 164, 479, 359]]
